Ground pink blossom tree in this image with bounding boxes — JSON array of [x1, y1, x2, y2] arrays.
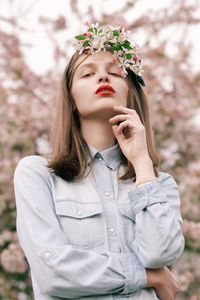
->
[[0, 0, 200, 298]]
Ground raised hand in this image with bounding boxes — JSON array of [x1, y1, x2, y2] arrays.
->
[[109, 105, 150, 163]]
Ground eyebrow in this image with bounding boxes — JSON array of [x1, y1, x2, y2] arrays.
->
[[77, 61, 118, 73]]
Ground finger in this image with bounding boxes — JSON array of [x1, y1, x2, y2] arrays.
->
[[175, 279, 181, 292], [109, 114, 131, 123], [113, 106, 136, 114], [112, 125, 126, 144], [117, 120, 134, 134]]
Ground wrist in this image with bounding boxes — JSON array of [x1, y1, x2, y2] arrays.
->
[[136, 176, 159, 188], [145, 269, 161, 288], [131, 156, 155, 180], [145, 269, 155, 288], [131, 156, 153, 172], [131, 155, 152, 166]]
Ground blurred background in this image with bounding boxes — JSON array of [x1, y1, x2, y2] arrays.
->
[[0, 0, 200, 299]]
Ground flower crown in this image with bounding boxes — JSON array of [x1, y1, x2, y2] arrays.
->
[[74, 22, 145, 86]]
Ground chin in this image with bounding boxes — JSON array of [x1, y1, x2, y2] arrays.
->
[[85, 106, 117, 120]]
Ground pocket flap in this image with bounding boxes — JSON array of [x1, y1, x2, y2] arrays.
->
[[55, 200, 103, 219], [118, 202, 135, 222]]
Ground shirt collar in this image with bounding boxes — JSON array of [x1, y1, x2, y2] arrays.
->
[[88, 143, 121, 171]]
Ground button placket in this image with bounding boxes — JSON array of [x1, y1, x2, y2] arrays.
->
[[92, 155, 121, 252]]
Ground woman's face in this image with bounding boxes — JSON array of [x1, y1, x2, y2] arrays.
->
[[71, 51, 129, 119]]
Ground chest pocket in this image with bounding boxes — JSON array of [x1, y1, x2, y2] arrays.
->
[[55, 200, 104, 249], [54, 180, 105, 249]]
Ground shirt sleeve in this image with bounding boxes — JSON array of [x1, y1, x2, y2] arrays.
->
[[13, 156, 146, 299], [127, 173, 185, 269]]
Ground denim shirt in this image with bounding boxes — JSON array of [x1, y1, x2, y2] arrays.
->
[[13, 143, 185, 300]]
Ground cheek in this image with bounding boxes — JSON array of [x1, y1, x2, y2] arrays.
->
[[71, 82, 91, 113], [119, 83, 129, 102], [71, 82, 82, 106]]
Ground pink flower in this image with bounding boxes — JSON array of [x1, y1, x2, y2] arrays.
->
[[120, 70, 128, 77], [189, 296, 198, 300], [132, 55, 138, 61], [84, 21, 89, 26], [83, 32, 90, 38], [0, 243, 27, 273], [113, 56, 117, 62]]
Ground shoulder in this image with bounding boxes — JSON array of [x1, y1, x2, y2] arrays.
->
[[17, 155, 47, 165], [14, 155, 51, 180]]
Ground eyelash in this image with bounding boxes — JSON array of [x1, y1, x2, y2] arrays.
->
[[83, 73, 93, 77], [83, 72, 119, 78]]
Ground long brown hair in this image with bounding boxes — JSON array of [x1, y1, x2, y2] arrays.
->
[[46, 51, 160, 181]]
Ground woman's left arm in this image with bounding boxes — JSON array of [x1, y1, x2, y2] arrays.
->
[[110, 105, 185, 269], [127, 171, 185, 269]]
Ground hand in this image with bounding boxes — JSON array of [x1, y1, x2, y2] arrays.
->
[[146, 267, 181, 300], [109, 105, 150, 163]]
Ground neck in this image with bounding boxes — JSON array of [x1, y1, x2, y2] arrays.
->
[[80, 118, 116, 152]]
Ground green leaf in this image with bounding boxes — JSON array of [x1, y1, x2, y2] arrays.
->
[[123, 40, 130, 46], [98, 29, 103, 33], [88, 28, 94, 33], [83, 41, 89, 47], [123, 40, 133, 50], [94, 27, 97, 34], [126, 53, 132, 60], [75, 35, 87, 40], [113, 30, 120, 37], [113, 45, 122, 51], [117, 43, 123, 51]]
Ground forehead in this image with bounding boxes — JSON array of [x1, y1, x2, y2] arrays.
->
[[74, 51, 118, 72]]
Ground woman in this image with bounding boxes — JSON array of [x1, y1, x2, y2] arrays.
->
[[14, 23, 185, 299]]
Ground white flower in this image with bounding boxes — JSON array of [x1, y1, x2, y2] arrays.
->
[[91, 22, 99, 28], [74, 23, 144, 81]]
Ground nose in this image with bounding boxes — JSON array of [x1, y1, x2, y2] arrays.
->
[[98, 72, 110, 83]]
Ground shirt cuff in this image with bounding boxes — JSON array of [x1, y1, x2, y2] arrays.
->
[[128, 181, 168, 215], [119, 253, 147, 295]]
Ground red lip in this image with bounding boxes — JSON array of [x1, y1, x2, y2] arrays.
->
[[96, 85, 115, 95]]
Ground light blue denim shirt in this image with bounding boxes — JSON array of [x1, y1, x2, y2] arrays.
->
[[13, 143, 185, 300]]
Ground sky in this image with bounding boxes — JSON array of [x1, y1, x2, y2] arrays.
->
[[1, 0, 200, 129], [0, 0, 199, 148], [1, 0, 200, 75]]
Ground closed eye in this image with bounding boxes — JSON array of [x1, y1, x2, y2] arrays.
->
[[109, 73, 120, 76], [83, 73, 93, 77], [83, 72, 120, 78]]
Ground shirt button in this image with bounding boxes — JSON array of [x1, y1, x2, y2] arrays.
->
[[110, 228, 115, 233], [45, 252, 51, 258], [105, 191, 110, 196], [98, 157, 102, 161], [77, 211, 82, 216]]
